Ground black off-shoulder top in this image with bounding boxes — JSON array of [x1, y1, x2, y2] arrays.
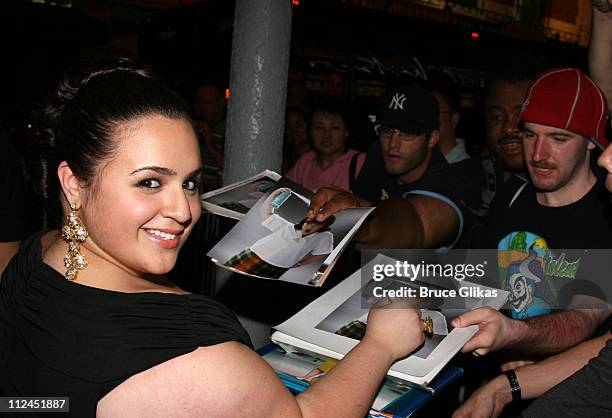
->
[[0, 232, 252, 417]]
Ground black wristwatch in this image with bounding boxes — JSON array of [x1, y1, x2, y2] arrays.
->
[[504, 369, 522, 403]]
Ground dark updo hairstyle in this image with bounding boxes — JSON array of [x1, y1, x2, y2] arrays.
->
[[29, 58, 193, 227]]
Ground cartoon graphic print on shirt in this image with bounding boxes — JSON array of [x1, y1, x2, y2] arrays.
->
[[498, 231, 582, 319]]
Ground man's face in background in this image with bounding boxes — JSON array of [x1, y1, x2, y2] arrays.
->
[[523, 122, 593, 195], [485, 80, 531, 172]]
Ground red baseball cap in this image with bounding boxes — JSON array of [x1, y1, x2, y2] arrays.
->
[[520, 68, 610, 149]]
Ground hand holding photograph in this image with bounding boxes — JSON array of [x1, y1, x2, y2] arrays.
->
[[206, 177, 373, 286], [272, 254, 509, 389]]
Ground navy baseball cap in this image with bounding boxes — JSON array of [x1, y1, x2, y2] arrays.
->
[[378, 84, 440, 134]]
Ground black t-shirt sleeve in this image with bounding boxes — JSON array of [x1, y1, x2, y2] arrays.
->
[[403, 160, 479, 247], [557, 279, 608, 308], [468, 178, 526, 248], [354, 145, 479, 246], [451, 157, 485, 211], [556, 251, 611, 308]]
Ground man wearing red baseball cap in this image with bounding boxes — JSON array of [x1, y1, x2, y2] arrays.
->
[[474, 68, 611, 248], [455, 67, 612, 418], [452, 67, 611, 376]]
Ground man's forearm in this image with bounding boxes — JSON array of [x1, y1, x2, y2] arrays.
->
[[515, 331, 611, 399], [512, 309, 605, 353], [356, 199, 426, 249], [355, 196, 458, 249]]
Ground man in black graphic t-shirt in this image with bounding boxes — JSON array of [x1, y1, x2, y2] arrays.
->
[[456, 68, 611, 357], [475, 173, 612, 320], [456, 68, 612, 418]]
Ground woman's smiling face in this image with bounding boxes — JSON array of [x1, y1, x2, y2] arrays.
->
[[78, 114, 202, 276]]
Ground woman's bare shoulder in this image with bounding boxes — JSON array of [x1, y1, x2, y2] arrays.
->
[[97, 342, 300, 417]]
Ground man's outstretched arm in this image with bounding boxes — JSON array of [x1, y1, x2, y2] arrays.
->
[[307, 187, 460, 249], [453, 306, 610, 355]]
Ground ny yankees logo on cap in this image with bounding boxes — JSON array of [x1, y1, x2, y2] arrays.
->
[[379, 84, 439, 134], [389, 93, 407, 110]]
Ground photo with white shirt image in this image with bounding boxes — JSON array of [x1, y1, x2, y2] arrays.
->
[[208, 180, 372, 285], [224, 187, 335, 278]]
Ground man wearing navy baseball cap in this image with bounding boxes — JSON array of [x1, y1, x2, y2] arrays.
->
[[306, 83, 478, 250]]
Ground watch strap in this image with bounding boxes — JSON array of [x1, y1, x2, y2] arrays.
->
[[504, 369, 522, 403]]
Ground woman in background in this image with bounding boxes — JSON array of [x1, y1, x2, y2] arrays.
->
[[286, 100, 366, 192]]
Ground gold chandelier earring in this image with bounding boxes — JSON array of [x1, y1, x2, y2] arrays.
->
[[62, 202, 88, 281]]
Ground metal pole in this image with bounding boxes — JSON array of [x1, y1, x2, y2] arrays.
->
[[224, 0, 292, 183], [219, 0, 293, 349]]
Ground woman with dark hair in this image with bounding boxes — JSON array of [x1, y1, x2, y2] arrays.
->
[[286, 100, 366, 192], [0, 59, 425, 417]]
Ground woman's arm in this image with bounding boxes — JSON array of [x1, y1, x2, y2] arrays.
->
[[98, 301, 425, 418]]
